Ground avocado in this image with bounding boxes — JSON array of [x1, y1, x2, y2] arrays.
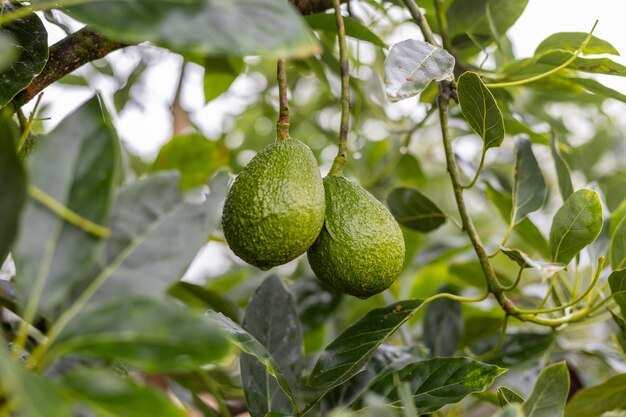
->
[[307, 176, 405, 298], [222, 138, 325, 270]]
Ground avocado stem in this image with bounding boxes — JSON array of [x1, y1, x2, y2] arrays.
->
[[276, 58, 290, 141]]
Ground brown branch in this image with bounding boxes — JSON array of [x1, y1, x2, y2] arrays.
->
[[289, 0, 346, 14], [12, 27, 129, 108]]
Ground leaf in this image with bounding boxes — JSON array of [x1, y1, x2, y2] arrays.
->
[[535, 32, 619, 56], [549, 189, 604, 264], [0, 2, 48, 107], [305, 14, 385, 47], [387, 187, 447, 233], [13, 96, 120, 318], [522, 362, 569, 417], [113, 58, 148, 112], [447, 0, 528, 40], [59, 368, 186, 417], [493, 404, 527, 417], [79, 172, 218, 306], [610, 216, 626, 270], [470, 332, 555, 367], [423, 285, 462, 356], [292, 277, 342, 332], [511, 136, 546, 223], [0, 31, 18, 72], [63, 0, 319, 58], [564, 374, 626, 417], [51, 297, 230, 371], [538, 51, 626, 76], [151, 133, 229, 190], [500, 247, 565, 278], [0, 112, 26, 264], [609, 269, 626, 318], [550, 134, 574, 201], [168, 281, 240, 323], [458, 72, 505, 149], [497, 387, 524, 407], [240, 275, 302, 417], [308, 299, 424, 392], [207, 311, 298, 408], [364, 356, 505, 414], [502, 113, 549, 145], [568, 77, 626, 103], [203, 57, 244, 102], [384, 39, 455, 102]]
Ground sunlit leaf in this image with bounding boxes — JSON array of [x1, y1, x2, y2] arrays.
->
[[538, 51, 626, 76], [535, 32, 619, 56], [523, 362, 569, 417], [511, 136, 546, 223], [387, 187, 447, 233], [564, 373, 626, 417], [567, 77, 626, 103]]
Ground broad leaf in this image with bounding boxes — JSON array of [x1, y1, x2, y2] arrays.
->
[[549, 189, 603, 264], [384, 39, 454, 101], [203, 57, 244, 102], [522, 362, 569, 417], [308, 299, 424, 392], [500, 247, 565, 278], [493, 404, 527, 417], [447, 0, 528, 40], [51, 298, 229, 371], [240, 275, 302, 417], [497, 387, 524, 407], [207, 311, 298, 408], [538, 51, 626, 76], [471, 332, 555, 367], [564, 374, 626, 417], [535, 32, 619, 56], [13, 97, 120, 318], [387, 187, 446, 233], [59, 368, 186, 417], [458, 71, 505, 149], [63, 0, 319, 58], [423, 285, 462, 356], [568, 77, 626, 104], [609, 269, 626, 318], [0, 112, 26, 264], [169, 281, 240, 323], [151, 133, 228, 190], [364, 357, 505, 414], [511, 136, 546, 223], [0, 32, 18, 72], [610, 216, 626, 269], [305, 14, 385, 47], [0, 2, 48, 107], [550, 134, 574, 201], [292, 276, 342, 332]]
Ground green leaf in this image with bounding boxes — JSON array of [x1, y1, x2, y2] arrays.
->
[[567, 77, 626, 103], [51, 297, 230, 371], [113, 59, 148, 112], [63, 0, 319, 58], [203, 57, 244, 102], [0, 2, 48, 107], [0, 112, 26, 264], [59, 368, 186, 417], [610, 216, 626, 270], [538, 51, 626, 76], [458, 72, 505, 149], [79, 172, 219, 306], [364, 356, 505, 414], [511, 136, 546, 223], [387, 187, 447, 233], [308, 299, 424, 392], [535, 32, 619, 56], [151, 133, 229, 190], [168, 281, 240, 323], [240, 275, 302, 417], [549, 189, 604, 264], [565, 373, 626, 417], [305, 14, 385, 47], [207, 310, 298, 408], [292, 276, 342, 332], [470, 332, 555, 367], [423, 285, 462, 356], [497, 387, 524, 407], [0, 31, 18, 72], [500, 247, 565, 278], [550, 134, 574, 201], [502, 113, 549, 145], [609, 269, 626, 318], [447, 0, 528, 41], [384, 40, 455, 101], [493, 404, 527, 417], [13, 96, 120, 318], [522, 362, 569, 417]]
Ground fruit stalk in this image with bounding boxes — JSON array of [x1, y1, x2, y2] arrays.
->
[[328, 0, 350, 177], [276, 58, 291, 141]]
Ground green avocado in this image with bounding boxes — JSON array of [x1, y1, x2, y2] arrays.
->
[[222, 138, 325, 270], [307, 176, 405, 299]]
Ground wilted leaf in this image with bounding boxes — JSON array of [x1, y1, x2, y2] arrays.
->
[[387, 187, 447, 233], [550, 134, 574, 201], [523, 362, 569, 417], [511, 136, 546, 223], [564, 373, 626, 417], [549, 189, 603, 264], [384, 39, 454, 101], [458, 71, 505, 149]]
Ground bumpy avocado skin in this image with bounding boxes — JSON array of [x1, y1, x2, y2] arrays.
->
[[307, 176, 405, 299], [222, 138, 325, 270]]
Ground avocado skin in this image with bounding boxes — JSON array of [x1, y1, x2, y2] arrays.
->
[[222, 138, 325, 270], [307, 176, 405, 299]]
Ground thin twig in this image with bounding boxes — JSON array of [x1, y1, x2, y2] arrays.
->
[[276, 58, 290, 141]]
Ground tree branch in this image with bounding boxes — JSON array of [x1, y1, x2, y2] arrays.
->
[[289, 0, 346, 14], [12, 27, 129, 108]]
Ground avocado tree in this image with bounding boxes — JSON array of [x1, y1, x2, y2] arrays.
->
[[1, 0, 626, 416]]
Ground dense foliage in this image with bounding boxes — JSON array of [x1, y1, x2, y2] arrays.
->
[[1, 0, 626, 416]]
